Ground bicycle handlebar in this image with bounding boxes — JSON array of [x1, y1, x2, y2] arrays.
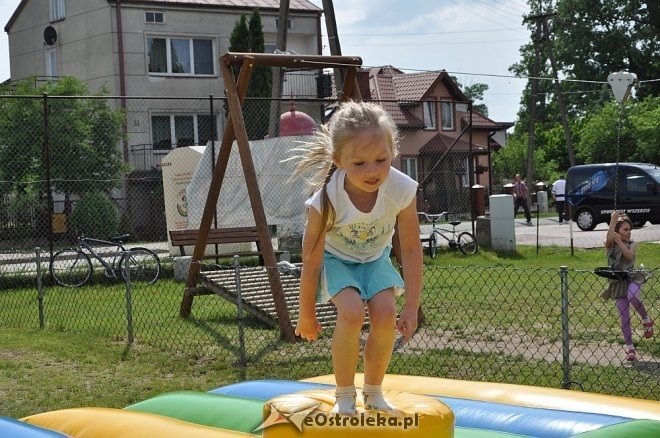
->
[[418, 212, 450, 223], [78, 234, 131, 246]]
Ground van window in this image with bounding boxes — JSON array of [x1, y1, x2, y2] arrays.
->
[[646, 167, 660, 183], [567, 168, 615, 195], [625, 171, 650, 192]]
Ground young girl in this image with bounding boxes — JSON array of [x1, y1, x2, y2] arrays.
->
[[292, 101, 422, 415], [603, 211, 653, 361]]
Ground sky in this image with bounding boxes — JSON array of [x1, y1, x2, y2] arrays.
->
[[0, 0, 531, 124]]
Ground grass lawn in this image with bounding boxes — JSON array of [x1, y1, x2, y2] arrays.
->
[[1, 243, 659, 418]]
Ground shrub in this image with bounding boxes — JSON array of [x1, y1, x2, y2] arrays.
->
[[70, 191, 119, 238]]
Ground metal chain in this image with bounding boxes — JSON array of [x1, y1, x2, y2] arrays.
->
[[613, 104, 624, 212]]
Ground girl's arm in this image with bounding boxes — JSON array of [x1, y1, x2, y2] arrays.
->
[[617, 240, 636, 262], [295, 207, 324, 341], [605, 211, 618, 251], [394, 197, 423, 342]]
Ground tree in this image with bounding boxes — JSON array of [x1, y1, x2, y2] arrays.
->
[[577, 96, 660, 165], [495, 0, 659, 187], [451, 76, 489, 116], [0, 77, 126, 225], [228, 9, 272, 140], [554, 0, 660, 101]]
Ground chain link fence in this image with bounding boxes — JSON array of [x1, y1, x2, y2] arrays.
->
[[0, 94, 477, 252], [1, 93, 657, 400], [0, 251, 658, 400]]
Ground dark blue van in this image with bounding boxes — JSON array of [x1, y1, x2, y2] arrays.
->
[[566, 163, 660, 231]]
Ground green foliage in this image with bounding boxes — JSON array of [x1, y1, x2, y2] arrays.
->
[[450, 75, 489, 115], [555, 0, 660, 100], [0, 77, 127, 201], [229, 13, 250, 53], [498, 0, 659, 187], [576, 96, 660, 165], [228, 9, 272, 140], [70, 191, 120, 238]]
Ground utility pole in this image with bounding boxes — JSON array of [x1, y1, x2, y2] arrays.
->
[[322, 0, 344, 95], [542, 17, 576, 166], [268, 0, 290, 138], [523, 13, 545, 186]]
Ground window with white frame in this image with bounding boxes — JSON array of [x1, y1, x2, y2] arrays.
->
[[45, 47, 58, 77], [423, 101, 436, 130], [151, 114, 217, 150], [441, 101, 454, 130], [276, 18, 293, 29], [461, 157, 470, 187], [147, 37, 214, 75], [50, 0, 65, 22], [402, 157, 418, 181], [264, 43, 277, 54], [145, 12, 164, 24]]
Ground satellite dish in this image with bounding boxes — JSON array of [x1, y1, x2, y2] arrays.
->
[[44, 26, 57, 46]]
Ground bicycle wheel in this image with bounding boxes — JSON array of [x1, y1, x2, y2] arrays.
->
[[458, 232, 477, 255], [428, 234, 437, 258], [50, 249, 92, 287], [120, 247, 161, 284]]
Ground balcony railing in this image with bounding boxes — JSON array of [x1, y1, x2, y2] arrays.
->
[[128, 143, 169, 172]]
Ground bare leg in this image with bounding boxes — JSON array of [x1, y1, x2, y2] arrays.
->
[[331, 288, 365, 387], [362, 289, 397, 410], [363, 289, 397, 385]]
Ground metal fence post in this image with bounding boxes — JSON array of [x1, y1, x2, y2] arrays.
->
[[36, 247, 45, 329], [123, 251, 134, 345], [234, 255, 247, 367], [560, 265, 571, 388]]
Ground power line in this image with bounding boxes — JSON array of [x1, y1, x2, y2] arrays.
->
[[491, 0, 530, 15], [386, 66, 609, 85], [340, 28, 526, 37], [472, 0, 526, 20], [446, 0, 521, 31], [343, 39, 525, 47]]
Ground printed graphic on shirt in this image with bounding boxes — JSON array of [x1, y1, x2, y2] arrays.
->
[[335, 216, 392, 253]]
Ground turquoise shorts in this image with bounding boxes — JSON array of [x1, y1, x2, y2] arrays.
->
[[317, 247, 404, 303]]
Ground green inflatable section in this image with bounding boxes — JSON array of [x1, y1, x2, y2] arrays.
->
[[572, 419, 660, 438], [124, 391, 264, 434]]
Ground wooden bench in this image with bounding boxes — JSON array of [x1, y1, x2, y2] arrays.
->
[[169, 226, 285, 264]]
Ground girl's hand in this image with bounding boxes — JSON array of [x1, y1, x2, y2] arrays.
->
[[295, 315, 322, 341], [611, 211, 620, 222], [395, 307, 419, 343]]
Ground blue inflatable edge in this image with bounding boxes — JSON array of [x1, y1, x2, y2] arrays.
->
[[209, 380, 630, 438], [0, 417, 68, 438]]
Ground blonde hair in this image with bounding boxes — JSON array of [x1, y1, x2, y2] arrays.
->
[[290, 101, 400, 249]]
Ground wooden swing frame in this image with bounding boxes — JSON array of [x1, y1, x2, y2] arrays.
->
[[180, 52, 364, 342]]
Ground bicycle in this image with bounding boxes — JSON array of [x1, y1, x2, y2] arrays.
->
[[418, 212, 477, 257], [50, 234, 161, 287]]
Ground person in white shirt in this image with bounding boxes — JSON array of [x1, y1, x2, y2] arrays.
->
[[291, 101, 422, 416], [552, 176, 567, 224]]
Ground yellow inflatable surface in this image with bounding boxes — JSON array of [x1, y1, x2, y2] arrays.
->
[[22, 407, 252, 438], [303, 374, 660, 421]]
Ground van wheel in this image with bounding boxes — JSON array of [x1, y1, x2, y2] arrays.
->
[[576, 208, 597, 231]]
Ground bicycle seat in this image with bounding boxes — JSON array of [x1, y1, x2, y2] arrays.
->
[[449, 220, 462, 227], [110, 234, 131, 243]]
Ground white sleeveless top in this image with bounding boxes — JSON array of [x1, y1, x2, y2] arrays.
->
[[305, 167, 418, 263]]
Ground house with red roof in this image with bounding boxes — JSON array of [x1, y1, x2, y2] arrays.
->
[[355, 66, 511, 214]]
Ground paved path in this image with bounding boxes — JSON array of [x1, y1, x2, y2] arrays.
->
[[510, 217, 660, 248], [421, 217, 660, 250]]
